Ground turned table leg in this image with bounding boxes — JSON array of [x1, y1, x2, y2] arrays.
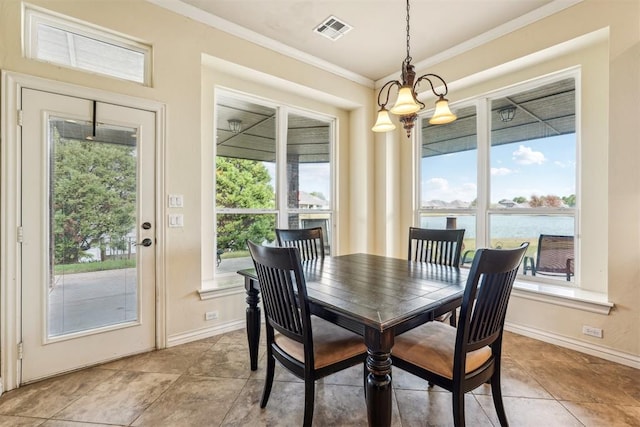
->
[[244, 276, 260, 371]]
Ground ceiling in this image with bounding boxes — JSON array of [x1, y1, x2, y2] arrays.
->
[[147, 1, 579, 163], [155, 0, 581, 84]]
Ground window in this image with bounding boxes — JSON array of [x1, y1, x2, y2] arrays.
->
[[418, 72, 577, 284], [214, 91, 334, 286], [24, 6, 152, 85]]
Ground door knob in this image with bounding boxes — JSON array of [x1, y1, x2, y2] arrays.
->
[[139, 238, 153, 247]]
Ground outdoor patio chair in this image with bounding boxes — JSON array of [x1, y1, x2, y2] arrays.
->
[[523, 234, 574, 281]]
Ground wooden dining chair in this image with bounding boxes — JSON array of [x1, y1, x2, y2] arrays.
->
[[247, 241, 366, 427], [393, 242, 529, 427], [275, 227, 325, 261], [408, 227, 465, 326]]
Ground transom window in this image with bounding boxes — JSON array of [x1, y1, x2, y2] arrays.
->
[[24, 6, 152, 85], [214, 91, 334, 286], [417, 72, 577, 284]]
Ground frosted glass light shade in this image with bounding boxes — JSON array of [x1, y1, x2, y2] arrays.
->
[[390, 86, 420, 115], [372, 108, 396, 132], [429, 97, 457, 125]]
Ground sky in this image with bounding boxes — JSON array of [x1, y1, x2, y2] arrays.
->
[[260, 133, 576, 206], [263, 162, 331, 201], [422, 134, 576, 204]]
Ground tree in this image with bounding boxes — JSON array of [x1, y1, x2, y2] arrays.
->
[[53, 136, 136, 264], [216, 157, 276, 251], [512, 196, 527, 204], [309, 191, 327, 200], [562, 194, 576, 207], [529, 194, 563, 208]]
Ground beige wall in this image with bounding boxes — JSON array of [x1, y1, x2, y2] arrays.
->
[[0, 0, 638, 364]]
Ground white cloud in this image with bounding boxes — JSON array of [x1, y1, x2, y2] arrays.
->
[[426, 177, 450, 191], [491, 167, 512, 176], [423, 179, 476, 202], [512, 145, 546, 165]]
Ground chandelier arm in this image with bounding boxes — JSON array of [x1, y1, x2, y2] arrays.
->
[[377, 80, 402, 108], [414, 73, 449, 97]]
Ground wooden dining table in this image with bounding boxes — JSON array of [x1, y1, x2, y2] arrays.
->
[[238, 253, 466, 427]]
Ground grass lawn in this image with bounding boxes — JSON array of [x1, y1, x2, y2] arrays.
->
[[54, 259, 135, 274]]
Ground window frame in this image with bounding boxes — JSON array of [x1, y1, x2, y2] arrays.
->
[[23, 5, 152, 85], [416, 69, 579, 286], [213, 89, 336, 282]]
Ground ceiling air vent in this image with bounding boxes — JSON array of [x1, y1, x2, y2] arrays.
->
[[314, 16, 352, 41]]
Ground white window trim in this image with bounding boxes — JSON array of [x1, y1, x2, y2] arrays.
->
[[414, 69, 609, 311], [205, 89, 336, 292], [23, 4, 152, 85]]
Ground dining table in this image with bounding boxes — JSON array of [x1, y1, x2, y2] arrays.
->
[[238, 253, 466, 427]]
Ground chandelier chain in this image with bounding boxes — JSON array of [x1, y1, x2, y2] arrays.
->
[[405, 0, 411, 62]]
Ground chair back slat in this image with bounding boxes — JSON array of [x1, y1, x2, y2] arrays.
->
[[248, 241, 311, 344], [276, 227, 325, 261], [408, 227, 465, 266], [456, 243, 528, 356]]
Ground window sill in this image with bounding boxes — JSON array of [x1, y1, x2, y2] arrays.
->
[[199, 279, 245, 300], [511, 280, 613, 315]]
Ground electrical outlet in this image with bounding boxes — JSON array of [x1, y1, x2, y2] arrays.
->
[[205, 311, 219, 321], [582, 325, 603, 338]]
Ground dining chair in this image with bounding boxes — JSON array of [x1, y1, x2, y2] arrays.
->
[[408, 227, 465, 326], [275, 227, 325, 261], [392, 242, 529, 427], [246, 241, 366, 427]]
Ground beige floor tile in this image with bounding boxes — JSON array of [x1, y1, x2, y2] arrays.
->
[[395, 389, 492, 426], [0, 415, 46, 426], [132, 376, 246, 426], [476, 395, 583, 426], [187, 338, 266, 379], [52, 371, 179, 425], [4, 329, 638, 427], [561, 401, 640, 426], [0, 368, 116, 418], [517, 359, 638, 405], [42, 420, 126, 426], [472, 356, 552, 399]]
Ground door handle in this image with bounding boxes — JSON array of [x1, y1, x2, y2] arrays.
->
[[138, 238, 153, 247]]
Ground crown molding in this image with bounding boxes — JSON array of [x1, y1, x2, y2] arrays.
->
[[375, 0, 584, 88], [147, 0, 374, 88]]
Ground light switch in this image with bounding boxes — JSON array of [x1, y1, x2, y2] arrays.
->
[[168, 214, 184, 227], [168, 194, 184, 208]]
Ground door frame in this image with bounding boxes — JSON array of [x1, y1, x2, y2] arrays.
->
[[0, 71, 167, 392]]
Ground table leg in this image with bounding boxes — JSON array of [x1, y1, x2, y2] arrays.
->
[[365, 330, 393, 427], [244, 277, 260, 371]]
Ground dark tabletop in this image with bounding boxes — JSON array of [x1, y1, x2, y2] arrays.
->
[[239, 253, 467, 331]]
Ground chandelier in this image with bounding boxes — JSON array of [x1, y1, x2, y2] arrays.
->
[[371, 0, 456, 138]]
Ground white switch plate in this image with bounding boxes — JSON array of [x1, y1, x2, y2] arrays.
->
[[168, 194, 184, 208], [168, 214, 184, 227]]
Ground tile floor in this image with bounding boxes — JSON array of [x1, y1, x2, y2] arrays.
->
[[0, 329, 638, 426]]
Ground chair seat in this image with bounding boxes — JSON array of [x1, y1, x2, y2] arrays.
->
[[275, 316, 366, 369], [393, 321, 492, 379]]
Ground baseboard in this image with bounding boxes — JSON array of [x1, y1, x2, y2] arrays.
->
[[166, 319, 245, 347], [505, 322, 640, 369]]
